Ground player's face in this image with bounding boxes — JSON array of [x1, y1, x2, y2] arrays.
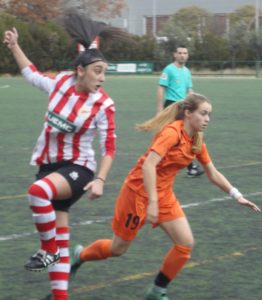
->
[[174, 48, 189, 65], [77, 61, 108, 93], [188, 102, 212, 132]]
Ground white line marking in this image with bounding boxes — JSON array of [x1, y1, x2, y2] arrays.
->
[[181, 192, 262, 208], [0, 85, 10, 89], [0, 192, 261, 242]]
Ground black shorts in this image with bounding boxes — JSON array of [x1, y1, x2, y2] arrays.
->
[[164, 100, 176, 108], [36, 161, 94, 212]]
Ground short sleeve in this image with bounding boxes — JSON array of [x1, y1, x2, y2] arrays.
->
[[188, 71, 193, 89], [196, 143, 212, 165], [150, 126, 180, 158], [159, 66, 169, 87]]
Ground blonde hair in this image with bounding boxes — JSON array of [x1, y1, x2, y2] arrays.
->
[[136, 93, 209, 153]]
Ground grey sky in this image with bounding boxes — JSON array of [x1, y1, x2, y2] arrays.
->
[[110, 0, 261, 35]]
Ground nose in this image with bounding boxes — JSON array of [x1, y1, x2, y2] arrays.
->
[[100, 73, 106, 83]]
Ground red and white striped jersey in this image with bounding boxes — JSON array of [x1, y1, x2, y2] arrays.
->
[[22, 64, 116, 172]]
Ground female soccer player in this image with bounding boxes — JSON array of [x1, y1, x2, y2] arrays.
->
[[70, 93, 260, 300], [3, 12, 121, 300]]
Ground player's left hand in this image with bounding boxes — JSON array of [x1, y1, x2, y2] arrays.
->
[[84, 179, 104, 200], [237, 197, 261, 212]]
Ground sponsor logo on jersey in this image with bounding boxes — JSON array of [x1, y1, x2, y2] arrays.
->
[[47, 111, 76, 133]]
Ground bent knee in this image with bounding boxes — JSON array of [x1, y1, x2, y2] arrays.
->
[[178, 235, 195, 249], [174, 241, 194, 253], [111, 245, 128, 257], [186, 237, 195, 249], [111, 235, 132, 257]]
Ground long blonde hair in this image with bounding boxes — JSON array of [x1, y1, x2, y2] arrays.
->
[[136, 93, 209, 153]]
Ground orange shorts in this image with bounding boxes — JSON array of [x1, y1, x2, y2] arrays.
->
[[112, 184, 185, 241]]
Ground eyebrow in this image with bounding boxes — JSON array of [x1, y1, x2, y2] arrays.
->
[[202, 110, 212, 114], [93, 65, 103, 70]]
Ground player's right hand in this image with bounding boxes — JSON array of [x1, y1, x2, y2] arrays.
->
[[3, 27, 18, 49]]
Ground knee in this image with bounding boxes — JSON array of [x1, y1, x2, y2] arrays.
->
[[27, 179, 56, 201], [111, 245, 128, 257], [179, 234, 195, 250], [27, 183, 39, 207], [27, 183, 37, 196], [186, 237, 195, 249], [174, 243, 193, 260], [111, 240, 130, 257]]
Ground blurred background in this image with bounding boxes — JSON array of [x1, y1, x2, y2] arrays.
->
[[1, 0, 262, 76]]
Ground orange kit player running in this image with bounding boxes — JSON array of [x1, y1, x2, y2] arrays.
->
[[70, 93, 260, 300]]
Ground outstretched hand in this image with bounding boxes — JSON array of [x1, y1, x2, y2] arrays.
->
[[237, 197, 261, 212], [3, 27, 18, 49]]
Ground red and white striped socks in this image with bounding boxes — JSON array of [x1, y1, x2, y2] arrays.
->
[[48, 227, 70, 300], [28, 178, 58, 253]]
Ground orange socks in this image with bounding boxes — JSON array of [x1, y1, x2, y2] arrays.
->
[[160, 244, 192, 280], [80, 239, 112, 261]]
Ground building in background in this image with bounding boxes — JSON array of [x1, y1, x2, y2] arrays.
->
[[107, 0, 260, 36]]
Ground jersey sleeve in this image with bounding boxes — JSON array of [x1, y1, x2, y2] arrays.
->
[[21, 64, 56, 94], [188, 70, 193, 89], [150, 126, 180, 158], [96, 98, 116, 158], [196, 143, 212, 165], [158, 66, 169, 87]]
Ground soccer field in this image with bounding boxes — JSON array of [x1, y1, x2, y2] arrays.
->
[[0, 76, 261, 300]]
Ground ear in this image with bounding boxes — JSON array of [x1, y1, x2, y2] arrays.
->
[[76, 65, 85, 77], [184, 109, 192, 118]]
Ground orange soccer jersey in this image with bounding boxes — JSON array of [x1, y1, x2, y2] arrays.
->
[[112, 120, 212, 241]]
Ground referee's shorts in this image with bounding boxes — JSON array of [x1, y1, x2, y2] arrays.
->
[[164, 99, 177, 108]]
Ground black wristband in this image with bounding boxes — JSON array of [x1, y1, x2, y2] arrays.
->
[[96, 177, 105, 183]]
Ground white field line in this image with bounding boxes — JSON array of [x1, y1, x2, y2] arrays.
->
[[0, 85, 10, 88], [0, 191, 261, 242]]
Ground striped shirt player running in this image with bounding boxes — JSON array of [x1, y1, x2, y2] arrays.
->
[[70, 94, 260, 300], [3, 12, 125, 300]]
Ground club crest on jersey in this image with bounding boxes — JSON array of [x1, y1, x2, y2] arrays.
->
[[77, 106, 91, 117], [160, 73, 168, 80], [47, 111, 76, 133], [69, 171, 79, 181]]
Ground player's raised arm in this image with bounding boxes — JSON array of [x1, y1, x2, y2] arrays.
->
[[3, 27, 32, 70]]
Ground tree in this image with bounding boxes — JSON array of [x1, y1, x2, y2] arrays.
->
[[227, 5, 262, 64], [162, 6, 212, 43], [64, 0, 126, 19], [229, 5, 257, 29], [1, 0, 63, 23]]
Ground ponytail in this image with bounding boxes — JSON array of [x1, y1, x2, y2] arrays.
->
[[136, 102, 181, 133], [63, 11, 131, 68]]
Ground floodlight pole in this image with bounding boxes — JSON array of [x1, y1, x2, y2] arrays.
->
[[153, 0, 157, 37], [255, 0, 261, 77], [255, 0, 259, 36]]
